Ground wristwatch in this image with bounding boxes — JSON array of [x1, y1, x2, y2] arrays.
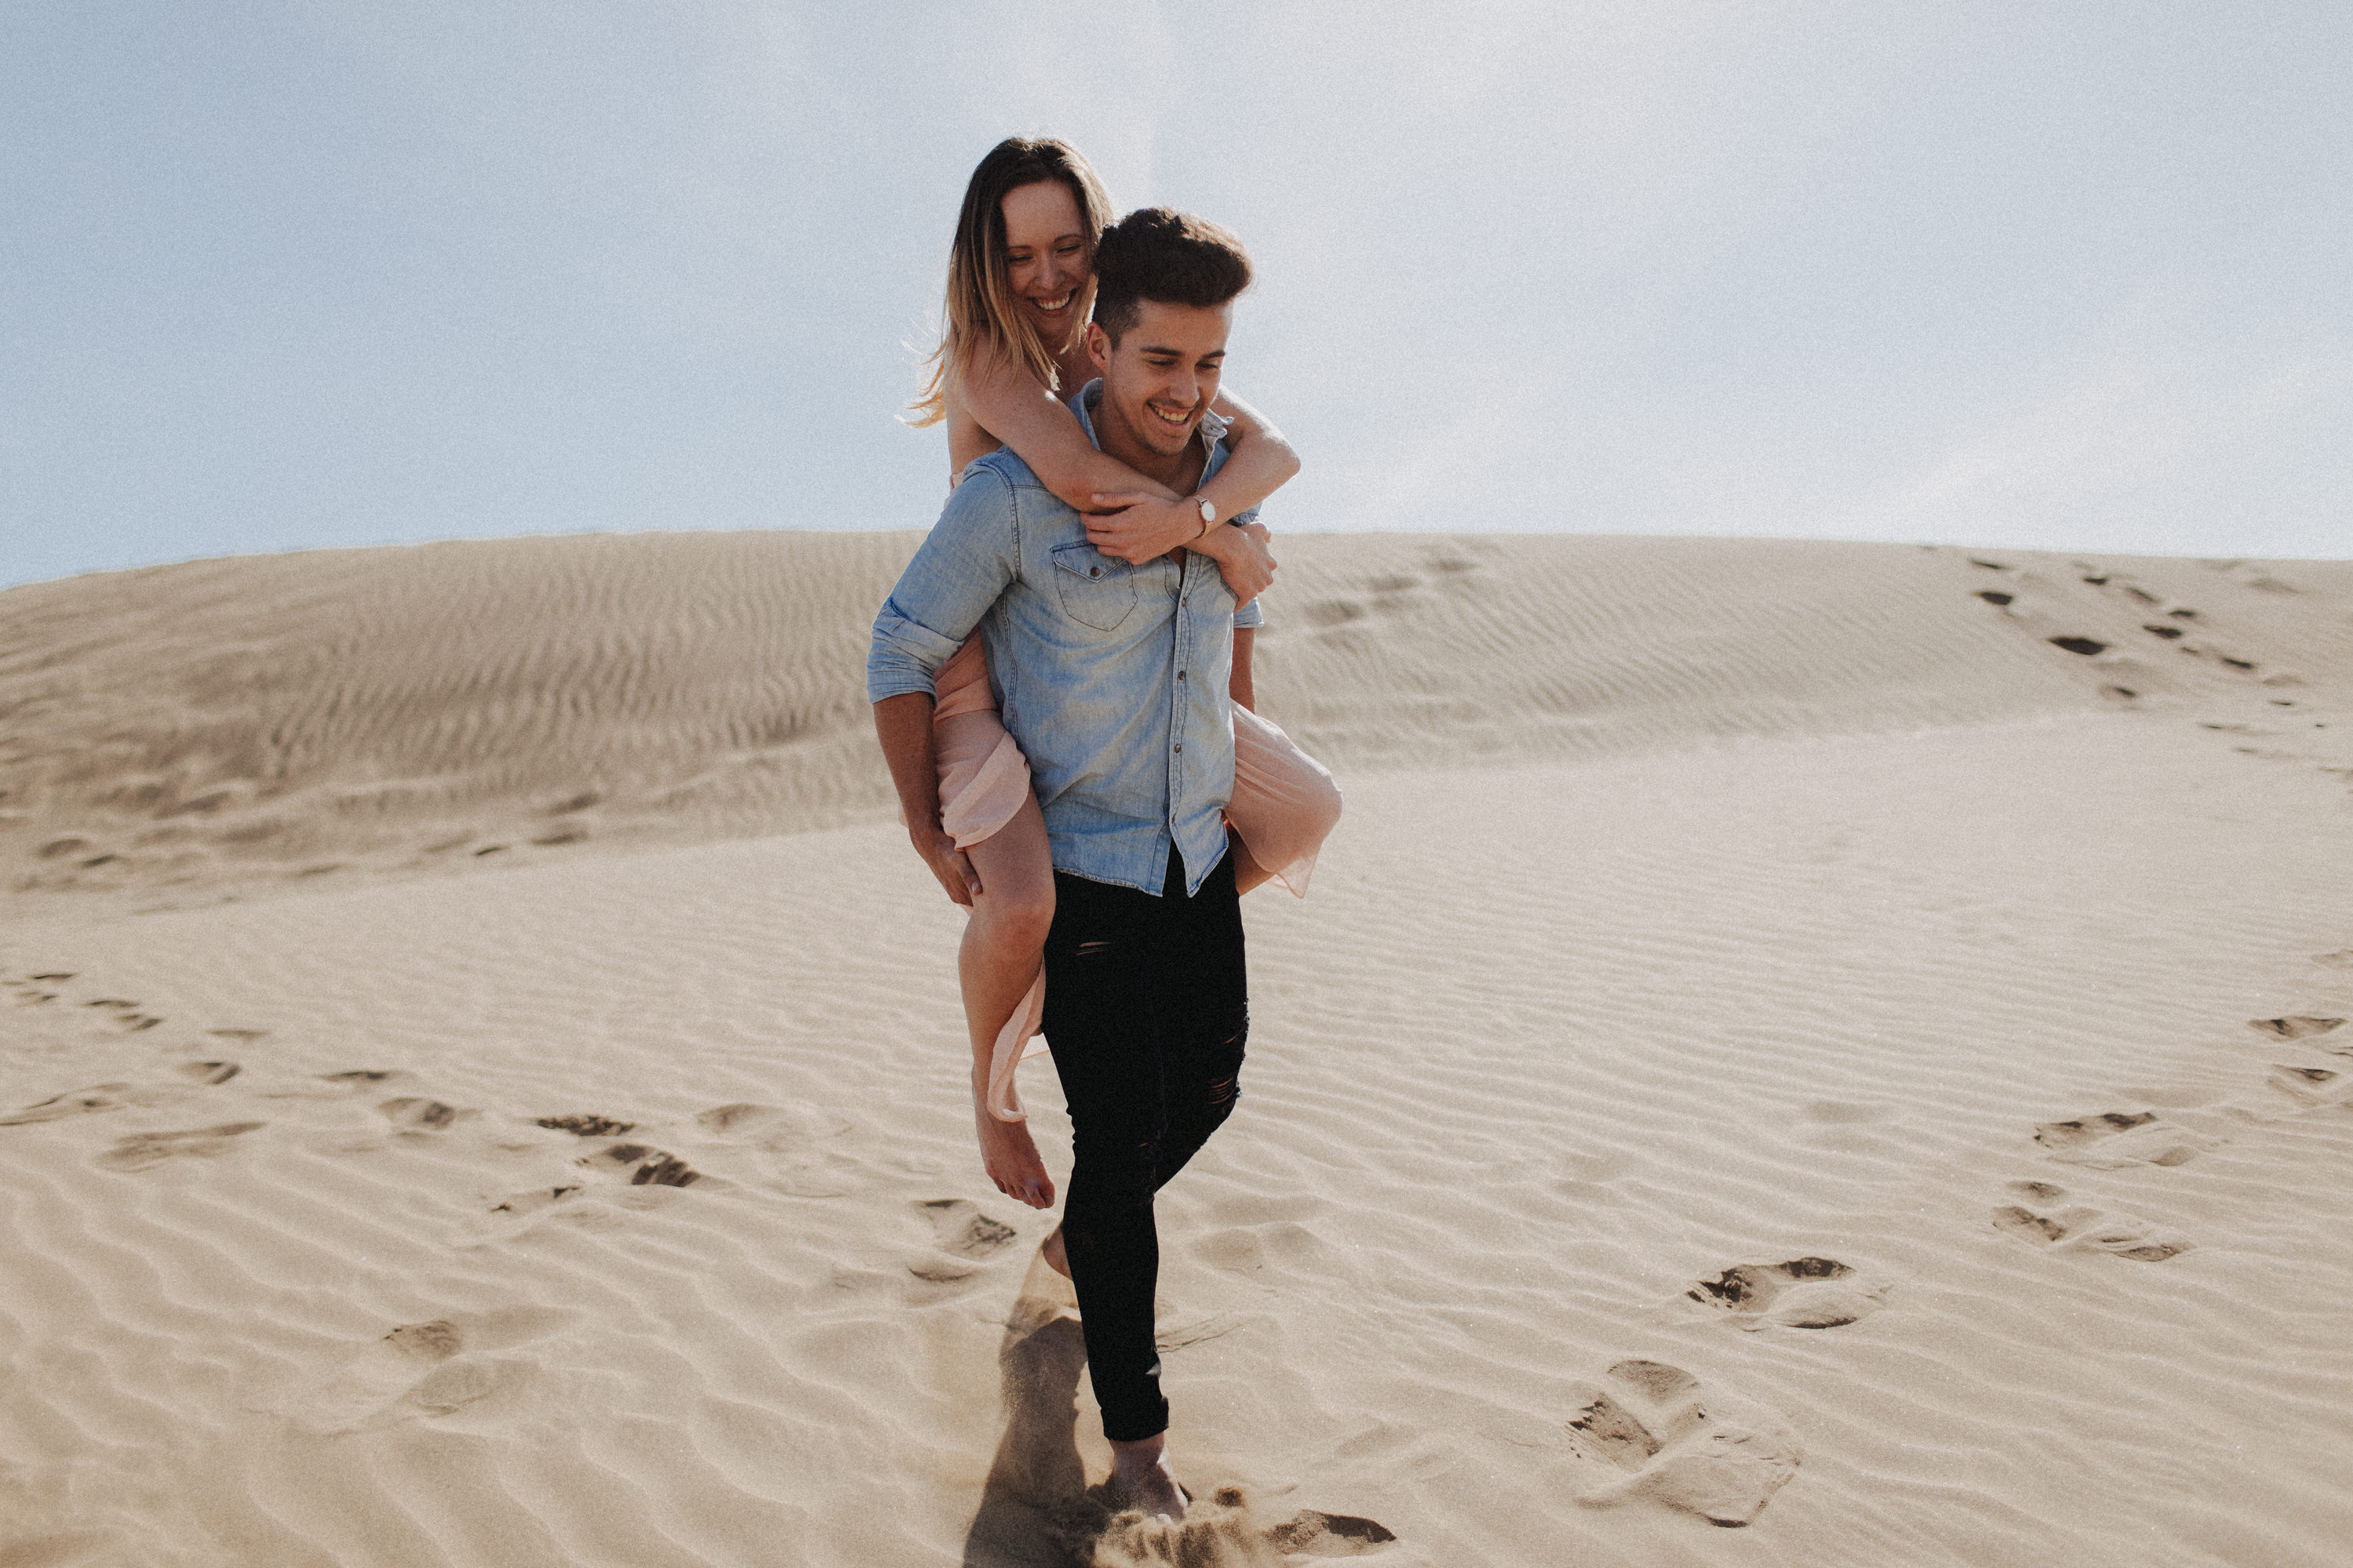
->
[[1193, 497, 1218, 538]]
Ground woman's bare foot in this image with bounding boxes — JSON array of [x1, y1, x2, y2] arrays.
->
[[973, 1075, 1054, 1210], [1107, 1433, 1187, 1522]]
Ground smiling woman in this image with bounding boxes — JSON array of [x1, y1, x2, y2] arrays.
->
[[1000, 180, 1087, 346], [906, 138, 1113, 429]]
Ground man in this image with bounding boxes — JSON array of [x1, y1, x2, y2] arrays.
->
[[867, 207, 1267, 1522]]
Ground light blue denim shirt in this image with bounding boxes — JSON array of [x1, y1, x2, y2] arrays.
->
[[868, 384, 1262, 897]]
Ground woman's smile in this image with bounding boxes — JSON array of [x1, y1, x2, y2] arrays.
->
[[1000, 179, 1090, 340]]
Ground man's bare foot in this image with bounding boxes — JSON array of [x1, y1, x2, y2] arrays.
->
[[973, 1075, 1054, 1210], [1107, 1433, 1187, 1522], [1041, 1224, 1070, 1279]]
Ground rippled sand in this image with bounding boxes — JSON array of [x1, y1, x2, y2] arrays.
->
[[3, 535, 2349, 1566]]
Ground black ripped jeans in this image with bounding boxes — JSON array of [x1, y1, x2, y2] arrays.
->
[[1043, 845, 1248, 1442]]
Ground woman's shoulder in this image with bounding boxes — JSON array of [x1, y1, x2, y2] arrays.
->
[[945, 389, 1007, 477]]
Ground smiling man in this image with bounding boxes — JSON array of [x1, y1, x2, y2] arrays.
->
[[868, 209, 1263, 1522]]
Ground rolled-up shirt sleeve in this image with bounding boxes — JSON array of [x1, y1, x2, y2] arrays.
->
[[867, 466, 1023, 704]]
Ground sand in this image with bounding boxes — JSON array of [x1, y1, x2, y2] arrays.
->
[[2, 533, 2349, 1566]]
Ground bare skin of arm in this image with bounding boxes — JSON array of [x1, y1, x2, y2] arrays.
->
[[956, 349, 1288, 596], [1189, 390, 1300, 544], [1230, 628, 1255, 712], [872, 692, 982, 906], [1087, 389, 1299, 564]]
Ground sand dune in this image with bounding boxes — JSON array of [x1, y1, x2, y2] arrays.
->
[[9, 531, 2344, 911], [2, 533, 2350, 1566]]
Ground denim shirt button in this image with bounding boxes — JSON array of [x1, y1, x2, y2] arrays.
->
[[1089, 566, 1102, 578], [1174, 744, 1182, 753]]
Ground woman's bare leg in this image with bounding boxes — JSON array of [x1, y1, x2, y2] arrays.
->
[[1229, 830, 1275, 897], [961, 795, 1058, 1210]]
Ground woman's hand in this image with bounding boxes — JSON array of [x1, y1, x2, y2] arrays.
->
[[1197, 520, 1277, 603], [1085, 493, 1207, 565], [910, 822, 982, 908]]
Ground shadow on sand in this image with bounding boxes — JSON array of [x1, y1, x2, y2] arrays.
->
[[960, 1255, 1396, 1567]]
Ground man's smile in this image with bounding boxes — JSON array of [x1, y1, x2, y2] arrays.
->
[[1146, 398, 1197, 432]]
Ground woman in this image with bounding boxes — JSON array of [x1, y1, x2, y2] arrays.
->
[[907, 137, 1341, 1219]]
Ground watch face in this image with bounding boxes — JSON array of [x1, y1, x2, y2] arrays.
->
[[1200, 499, 1217, 526]]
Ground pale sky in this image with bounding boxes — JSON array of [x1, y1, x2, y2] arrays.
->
[[5, 2, 2347, 591]]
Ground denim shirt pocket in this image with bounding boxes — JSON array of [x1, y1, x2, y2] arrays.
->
[[1050, 542, 1138, 632]]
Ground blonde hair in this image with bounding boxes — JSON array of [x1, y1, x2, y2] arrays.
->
[[905, 137, 1114, 428]]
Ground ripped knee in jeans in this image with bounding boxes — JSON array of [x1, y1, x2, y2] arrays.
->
[[1204, 1006, 1249, 1108]]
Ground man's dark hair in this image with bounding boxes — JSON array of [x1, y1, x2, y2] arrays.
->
[[1090, 208, 1253, 346]]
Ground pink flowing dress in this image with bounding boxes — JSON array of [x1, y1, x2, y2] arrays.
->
[[934, 634, 1342, 1122]]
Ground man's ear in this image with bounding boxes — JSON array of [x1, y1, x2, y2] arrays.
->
[[1084, 321, 1109, 373]]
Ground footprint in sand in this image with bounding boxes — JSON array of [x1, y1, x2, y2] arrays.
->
[[377, 1096, 468, 1132], [2249, 1016, 2347, 1042], [696, 1101, 854, 1147], [1991, 1181, 2192, 1262], [297, 1069, 410, 1095], [1155, 1304, 1245, 1354], [468, 1158, 695, 1245], [255, 1069, 413, 1104], [96, 1122, 265, 1172], [0, 1083, 145, 1126], [1092, 1490, 1397, 1563], [2047, 635, 2109, 657], [485, 1184, 585, 1221], [472, 1115, 689, 1230], [3, 975, 64, 1006], [81, 999, 163, 1031], [905, 1197, 1021, 1290], [1965, 621, 2136, 703], [2264, 1064, 2353, 1108], [1561, 1359, 1801, 1527], [534, 1112, 636, 1137], [2032, 1110, 2220, 1168], [267, 1308, 571, 1434], [695, 1102, 861, 1198], [582, 1141, 700, 1187], [1686, 1257, 1888, 1330], [2, 1060, 245, 1125], [283, 1319, 468, 1431], [917, 1197, 1020, 1258], [79, 1001, 163, 1034], [698, 1102, 771, 1135], [1262, 1505, 1397, 1557]]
